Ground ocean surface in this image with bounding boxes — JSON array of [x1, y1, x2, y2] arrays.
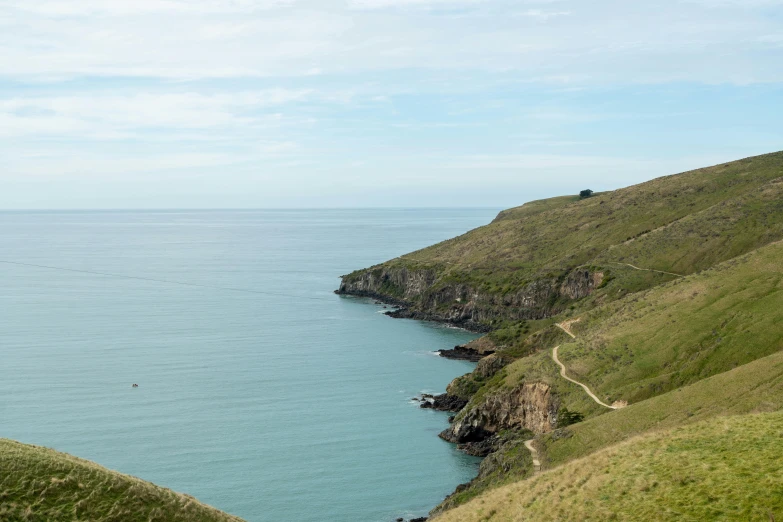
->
[[0, 209, 500, 522]]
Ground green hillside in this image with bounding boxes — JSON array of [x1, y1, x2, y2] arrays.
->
[[0, 440, 244, 522], [466, 237, 783, 419], [399, 151, 783, 279], [339, 151, 783, 329], [335, 151, 783, 520], [435, 412, 783, 522], [436, 349, 783, 512], [434, 235, 783, 513]]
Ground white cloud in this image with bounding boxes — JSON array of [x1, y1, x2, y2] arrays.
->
[[0, 0, 781, 208], [515, 9, 571, 20], [4, 0, 296, 17], [0, 90, 314, 138], [0, 0, 780, 82]]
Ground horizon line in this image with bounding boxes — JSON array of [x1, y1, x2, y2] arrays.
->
[[0, 206, 507, 212]]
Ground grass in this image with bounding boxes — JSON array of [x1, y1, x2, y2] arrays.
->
[[434, 348, 783, 513], [343, 151, 783, 326], [375, 151, 783, 521], [541, 349, 783, 469], [559, 239, 783, 405], [437, 238, 783, 512], [0, 440, 244, 522], [434, 412, 783, 521], [478, 237, 783, 421]]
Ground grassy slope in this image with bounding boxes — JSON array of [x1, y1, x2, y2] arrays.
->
[[452, 349, 783, 507], [439, 238, 783, 510], [371, 152, 783, 298], [472, 238, 783, 418], [542, 349, 783, 468], [0, 440, 244, 522], [561, 238, 783, 405], [435, 412, 783, 522]]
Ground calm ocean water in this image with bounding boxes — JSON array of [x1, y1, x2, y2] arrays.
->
[[0, 209, 499, 522]]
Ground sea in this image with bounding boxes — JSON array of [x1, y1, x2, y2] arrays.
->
[[0, 209, 500, 522]]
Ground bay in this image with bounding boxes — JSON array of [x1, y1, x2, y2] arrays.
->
[[0, 209, 499, 522]]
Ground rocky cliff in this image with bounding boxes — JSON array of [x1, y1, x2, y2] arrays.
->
[[440, 382, 559, 444], [337, 266, 604, 331]]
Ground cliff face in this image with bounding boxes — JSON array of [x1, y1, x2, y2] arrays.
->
[[440, 382, 559, 444], [337, 267, 604, 331]]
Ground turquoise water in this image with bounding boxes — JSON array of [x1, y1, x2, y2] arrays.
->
[[0, 209, 499, 522]]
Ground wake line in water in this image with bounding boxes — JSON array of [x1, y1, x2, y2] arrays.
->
[[0, 259, 333, 301]]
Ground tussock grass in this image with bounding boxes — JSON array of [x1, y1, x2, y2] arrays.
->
[[0, 440, 244, 522], [435, 412, 783, 521], [542, 349, 783, 469], [441, 239, 783, 511], [438, 349, 783, 512], [560, 239, 783, 404], [351, 151, 783, 307]]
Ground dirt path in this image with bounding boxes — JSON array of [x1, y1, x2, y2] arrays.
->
[[552, 346, 619, 410], [610, 262, 683, 278], [524, 439, 541, 472], [555, 321, 577, 339]]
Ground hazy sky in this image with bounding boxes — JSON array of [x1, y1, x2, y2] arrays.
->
[[1, 0, 782, 208]]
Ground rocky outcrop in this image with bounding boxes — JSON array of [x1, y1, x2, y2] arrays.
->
[[438, 336, 499, 361], [457, 434, 503, 457], [337, 266, 604, 331], [474, 354, 508, 379], [440, 382, 559, 444], [437, 346, 489, 362], [336, 266, 437, 302], [560, 270, 605, 299], [419, 394, 468, 412]]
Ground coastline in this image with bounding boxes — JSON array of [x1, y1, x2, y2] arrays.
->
[[333, 289, 492, 334], [335, 291, 488, 520]]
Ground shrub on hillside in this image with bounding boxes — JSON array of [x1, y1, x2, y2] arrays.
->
[[556, 407, 585, 428]]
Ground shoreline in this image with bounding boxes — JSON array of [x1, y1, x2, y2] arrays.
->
[[333, 290, 491, 334], [336, 291, 487, 520]]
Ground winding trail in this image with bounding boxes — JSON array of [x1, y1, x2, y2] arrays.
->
[[552, 346, 618, 410], [524, 439, 541, 472], [555, 322, 578, 339], [610, 262, 683, 278]]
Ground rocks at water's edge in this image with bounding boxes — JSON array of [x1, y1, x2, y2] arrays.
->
[[336, 265, 604, 330], [457, 435, 504, 457], [418, 394, 468, 412], [437, 346, 486, 362], [440, 382, 558, 444], [438, 336, 498, 362]]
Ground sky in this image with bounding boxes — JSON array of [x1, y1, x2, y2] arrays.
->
[[1, 0, 782, 209]]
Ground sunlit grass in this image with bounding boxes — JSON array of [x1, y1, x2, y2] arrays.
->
[[0, 440, 244, 522], [435, 412, 783, 521]]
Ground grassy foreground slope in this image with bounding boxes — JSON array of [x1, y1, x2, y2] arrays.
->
[[542, 349, 783, 469], [435, 412, 783, 522], [0, 440, 244, 522], [437, 349, 783, 512]]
